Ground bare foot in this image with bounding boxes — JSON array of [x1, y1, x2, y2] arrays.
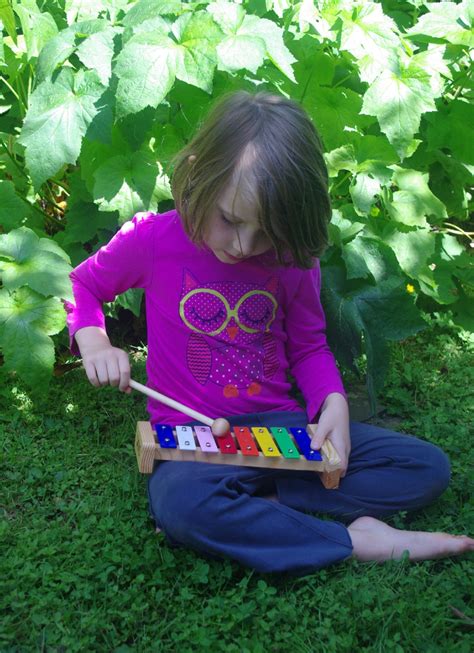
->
[[348, 516, 474, 562]]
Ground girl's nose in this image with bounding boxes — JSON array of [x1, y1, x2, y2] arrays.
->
[[233, 230, 257, 257]]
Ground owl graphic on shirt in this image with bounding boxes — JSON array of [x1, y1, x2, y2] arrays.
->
[[179, 270, 279, 398]]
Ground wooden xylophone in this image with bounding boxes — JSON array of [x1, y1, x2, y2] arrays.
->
[[135, 422, 343, 489]]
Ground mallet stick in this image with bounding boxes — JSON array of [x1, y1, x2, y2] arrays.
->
[[128, 379, 229, 435]]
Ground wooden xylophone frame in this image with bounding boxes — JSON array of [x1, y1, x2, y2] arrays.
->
[[135, 422, 343, 489]]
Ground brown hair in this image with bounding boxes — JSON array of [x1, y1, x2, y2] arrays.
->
[[171, 91, 331, 269]]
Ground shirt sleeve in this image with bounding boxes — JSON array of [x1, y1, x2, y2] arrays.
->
[[64, 213, 155, 355], [284, 261, 346, 421]]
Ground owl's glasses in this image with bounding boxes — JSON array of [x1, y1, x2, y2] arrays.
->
[[179, 288, 277, 337]]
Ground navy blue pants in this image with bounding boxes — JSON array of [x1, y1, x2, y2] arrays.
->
[[147, 411, 450, 575]]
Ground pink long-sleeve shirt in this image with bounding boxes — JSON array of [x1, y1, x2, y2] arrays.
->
[[66, 210, 345, 425]]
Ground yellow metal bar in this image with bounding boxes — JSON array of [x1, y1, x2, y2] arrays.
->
[[251, 427, 281, 457]]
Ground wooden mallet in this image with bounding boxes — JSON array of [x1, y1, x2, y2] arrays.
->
[[128, 379, 230, 437]]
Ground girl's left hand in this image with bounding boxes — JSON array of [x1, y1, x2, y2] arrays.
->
[[309, 393, 351, 477]]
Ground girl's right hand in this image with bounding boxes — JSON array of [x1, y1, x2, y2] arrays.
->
[[74, 326, 131, 393], [83, 345, 131, 393]]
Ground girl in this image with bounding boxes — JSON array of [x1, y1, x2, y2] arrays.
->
[[67, 91, 473, 575]]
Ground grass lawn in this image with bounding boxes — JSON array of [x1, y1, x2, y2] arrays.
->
[[1, 321, 473, 652]]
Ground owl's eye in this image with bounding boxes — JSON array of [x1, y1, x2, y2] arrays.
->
[[239, 306, 272, 326], [189, 305, 226, 324]]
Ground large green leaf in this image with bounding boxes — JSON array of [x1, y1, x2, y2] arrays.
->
[[168, 82, 214, 140], [115, 12, 222, 117], [13, 0, 58, 60], [429, 150, 473, 219], [361, 53, 439, 158], [326, 136, 397, 180], [322, 265, 426, 407], [388, 168, 447, 226], [410, 45, 449, 97], [408, 0, 474, 47], [0, 0, 17, 41], [58, 200, 117, 247], [76, 25, 118, 85], [105, 287, 144, 318], [0, 286, 65, 388], [336, 1, 399, 83], [65, 0, 127, 24], [65, 0, 104, 24], [93, 150, 172, 222], [297, 0, 333, 39], [115, 31, 177, 117], [350, 173, 381, 216], [328, 209, 365, 248], [171, 12, 222, 90], [452, 291, 474, 331], [384, 228, 436, 279], [36, 19, 111, 81], [78, 131, 129, 194], [342, 235, 400, 282], [208, 2, 296, 80], [150, 122, 185, 171], [303, 86, 372, 151], [416, 233, 472, 305], [0, 180, 31, 230], [290, 39, 335, 90], [0, 227, 73, 300], [425, 100, 474, 165], [19, 68, 105, 188], [36, 27, 76, 81], [122, 0, 183, 27], [266, 0, 291, 19]]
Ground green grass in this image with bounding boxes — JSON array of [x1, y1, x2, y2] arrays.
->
[[1, 322, 473, 652]]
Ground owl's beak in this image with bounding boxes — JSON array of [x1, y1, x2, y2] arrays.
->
[[226, 326, 239, 341]]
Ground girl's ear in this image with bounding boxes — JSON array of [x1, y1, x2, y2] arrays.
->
[[188, 155, 196, 164]]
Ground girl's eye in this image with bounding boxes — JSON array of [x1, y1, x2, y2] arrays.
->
[[220, 213, 233, 226]]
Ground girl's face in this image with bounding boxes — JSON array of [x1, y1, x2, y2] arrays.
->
[[203, 180, 272, 265]]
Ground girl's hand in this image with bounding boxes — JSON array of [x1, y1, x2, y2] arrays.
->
[[75, 326, 131, 393], [309, 393, 351, 477]]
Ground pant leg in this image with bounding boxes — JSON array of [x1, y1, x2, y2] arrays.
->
[[147, 411, 450, 574], [148, 461, 353, 574], [147, 412, 352, 575], [271, 414, 451, 522]]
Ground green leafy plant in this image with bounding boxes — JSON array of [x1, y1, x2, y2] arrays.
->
[[0, 0, 473, 405]]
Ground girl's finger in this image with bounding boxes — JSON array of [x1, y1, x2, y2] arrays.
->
[[107, 358, 121, 387], [96, 361, 109, 386], [118, 354, 131, 392], [84, 362, 100, 387], [309, 426, 330, 450]]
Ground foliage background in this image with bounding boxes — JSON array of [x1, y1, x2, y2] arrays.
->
[[0, 0, 473, 402], [1, 2, 473, 651]]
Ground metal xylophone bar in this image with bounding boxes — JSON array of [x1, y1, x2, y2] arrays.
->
[[135, 422, 343, 489]]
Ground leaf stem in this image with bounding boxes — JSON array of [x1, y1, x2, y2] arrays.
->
[[332, 73, 352, 89], [0, 76, 23, 107], [50, 178, 70, 196], [16, 73, 29, 116], [331, 172, 351, 192], [299, 61, 317, 103], [442, 222, 474, 241], [0, 137, 29, 179]]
